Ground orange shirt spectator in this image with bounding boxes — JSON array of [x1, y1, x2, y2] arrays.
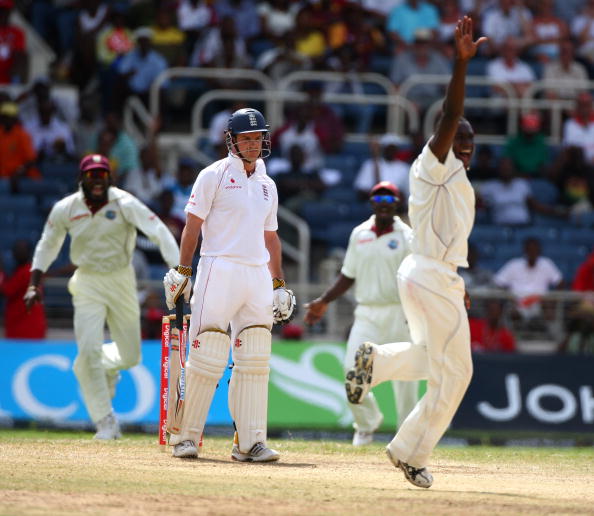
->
[[0, 241, 47, 339], [0, 102, 38, 178]]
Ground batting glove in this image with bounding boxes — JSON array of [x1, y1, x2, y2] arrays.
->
[[272, 278, 296, 324], [163, 267, 192, 310]]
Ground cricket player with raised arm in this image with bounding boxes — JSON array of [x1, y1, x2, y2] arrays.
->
[[345, 17, 487, 488], [163, 108, 296, 461], [303, 181, 419, 446], [24, 154, 179, 439]]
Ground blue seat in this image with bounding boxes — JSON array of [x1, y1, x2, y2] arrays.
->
[[324, 154, 358, 176], [514, 226, 559, 244], [300, 201, 350, 240], [571, 211, 594, 228], [15, 214, 45, 231], [370, 54, 392, 76], [0, 179, 9, 194], [0, 194, 37, 211], [325, 221, 355, 250], [39, 161, 78, 184], [323, 187, 357, 204], [347, 203, 372, 222], [469, 224, 513, 244], [342, 141, 370, 162], [18, 178, 67, 198], [560, 228, 594, 248], [531, 213, 567, 227], [529, 179, 559, 205]]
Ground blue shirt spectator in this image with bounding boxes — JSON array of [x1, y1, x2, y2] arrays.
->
[[386, 0, 439, 47]]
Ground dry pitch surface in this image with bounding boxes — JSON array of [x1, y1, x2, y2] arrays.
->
[[1, 430, 593, 516]]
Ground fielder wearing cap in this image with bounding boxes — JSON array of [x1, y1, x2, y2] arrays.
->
[[25, 153, 180, 440], [304, 180, 419, 446], [163, 107, 294, 462]]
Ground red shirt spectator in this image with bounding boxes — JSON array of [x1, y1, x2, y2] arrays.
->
[[469, 299, 516, 353], [0, 0, 26, 84], [573, 251, 594, 291], [0, 241, 47, 339]]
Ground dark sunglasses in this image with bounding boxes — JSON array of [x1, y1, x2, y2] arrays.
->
[[371, 194, 398, 204], [83, 169, 109, 179]]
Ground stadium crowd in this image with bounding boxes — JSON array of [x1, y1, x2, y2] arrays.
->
[[0, 0, 593, 354]]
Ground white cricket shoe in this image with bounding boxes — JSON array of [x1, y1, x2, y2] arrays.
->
[[386, 448, 433, 488], [93, 412, 121, 440], [172, 440, 199, 458], [232, 442, 280, 462], [352, 430, 374, 446], [345, 342, 377, 404]]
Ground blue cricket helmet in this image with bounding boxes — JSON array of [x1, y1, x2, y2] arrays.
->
[[225, 108, 271, 160]]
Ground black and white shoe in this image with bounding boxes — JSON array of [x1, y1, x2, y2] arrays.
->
[[172, 440, 198, 458], [345, 342, 377, 404], [386, 448, 433, 488]]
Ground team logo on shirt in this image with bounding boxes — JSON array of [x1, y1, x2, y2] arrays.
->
[[234, 337, 242, 348], [262, 184, 269, 200], [192, 339, 200, 349], [388, 239, 398, 249], [105, 210, 117, 220]]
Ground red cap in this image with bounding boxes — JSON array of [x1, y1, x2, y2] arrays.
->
[[370, 181, 400, 198], [0, 0, 15, 8], [79, 154, 111, 173], [521, 112, 541, 132]]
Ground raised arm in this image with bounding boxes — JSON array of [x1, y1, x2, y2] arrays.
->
[[429, 16, 487, 164]]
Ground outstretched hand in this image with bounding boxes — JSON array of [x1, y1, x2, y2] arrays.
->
[[455, 15, 487, 61]]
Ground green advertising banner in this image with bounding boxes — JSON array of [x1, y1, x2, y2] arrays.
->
[[269, 340, 426, 431]]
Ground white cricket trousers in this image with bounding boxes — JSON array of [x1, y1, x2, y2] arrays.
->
[[345, 304, 418, 433], [370, 254, 472, 468], [188, 256, 273, 339], [68, 265, 141, 423]]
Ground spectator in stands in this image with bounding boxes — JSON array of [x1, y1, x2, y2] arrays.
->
[[542, 39, 589, 101], [274, 105, 324, 171], [272, 143, 326, 213], [155, 189, 185, 242], [25, 98, 75, 161], [459, 243, 494, 290], [0, 240, 46, 339], [215, 0, 261, 43], [558, 249, 594, 355], [176, 0, 215, 56], [303, 81, 344, 154], [494, 237, 563, 321], [256, 30, 311, 81], [549, 146, 594, 215], [29, 0, 76, 63], [385, 0, 440, 53], [324, 44, 376, 135], [189, 15, 251, 76], [293, 6, 326, 67], [163, 156, 198, 221], [470, 144, 497, 181], [504, 112, 549, 178], [75, 92, 102, 157], [0, 0, 27, 84], [208, 101, 247, 158], [354, 134, 410, 203], [0, 102, 38, 184], [151, 6, 186, 67], [116, 27, 168, 110], [527, 0, 568, 63], [469, 299, 516, 353], [390, 28, 451, 113], [571, 0, 594, 73], [562, 91, 594, 164], [257, 0, 300, 43], [70, 0, 109, 90], [122, 143, 163, 206], [486, 37, 536, 98], [481, 0, 532, 56], [437, 0, 463, 58], [100, 112, 140, 180]]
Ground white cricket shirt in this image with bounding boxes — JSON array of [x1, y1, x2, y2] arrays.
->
[[408, 143, 475, 268], [185, 154, 278, 266], [341, 216, 412, 305], [32, 187, 179, 273]]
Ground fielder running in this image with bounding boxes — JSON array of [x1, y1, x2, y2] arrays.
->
[[163, 108, 295, 462], [304, 181, 418, 446], [345, 17, 486, 488], [25, 154, 179, 439]]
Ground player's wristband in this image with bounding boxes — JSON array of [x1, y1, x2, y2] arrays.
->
[[175, 265, 193, 277], [272, 277, 285, 289]]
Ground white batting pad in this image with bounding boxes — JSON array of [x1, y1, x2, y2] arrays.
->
[[178, 331, 230, 443], [228, 327, 272, 453]]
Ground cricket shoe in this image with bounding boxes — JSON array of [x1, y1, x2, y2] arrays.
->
[[231, 433, 279, 463], [386, 447, 433, 488], [172, 440, 199, 458], [93, 412, 122, 440], [352, 431, 374, 446], [345, 342, 377, 404]]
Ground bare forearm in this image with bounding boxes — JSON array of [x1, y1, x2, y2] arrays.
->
[[29, 269, 43, 288], [442, 58, 468, 119], [319, 274, 354, 303], [178, 215, 203, 266], [265, 232, 283, 279]]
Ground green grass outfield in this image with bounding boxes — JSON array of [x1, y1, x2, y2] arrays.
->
[[1, 429, 593, 515]]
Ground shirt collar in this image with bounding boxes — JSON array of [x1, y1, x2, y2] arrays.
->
[[228, 153, 264, 177]]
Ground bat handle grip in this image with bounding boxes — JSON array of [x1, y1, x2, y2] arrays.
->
[[175, 298, 184, 331]]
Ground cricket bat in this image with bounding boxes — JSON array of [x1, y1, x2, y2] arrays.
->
[[167, 298, 186, 435]]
